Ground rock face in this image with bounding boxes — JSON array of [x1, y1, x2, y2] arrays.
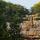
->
[[20, 20, 40, 38]]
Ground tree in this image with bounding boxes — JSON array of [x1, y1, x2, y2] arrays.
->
[[0, 0, 29, 40], [31, 2, 40, 13]]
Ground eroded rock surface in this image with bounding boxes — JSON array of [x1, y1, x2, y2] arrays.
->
[[20, 20, 40, 38]]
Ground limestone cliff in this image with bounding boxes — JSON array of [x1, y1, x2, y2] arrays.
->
[[20, 14, 40, 38]]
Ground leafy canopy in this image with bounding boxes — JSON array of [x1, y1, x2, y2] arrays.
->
[[32, 2, 40, 13]]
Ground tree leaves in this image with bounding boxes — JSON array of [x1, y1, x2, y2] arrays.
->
[[0, 0, 29, 40]]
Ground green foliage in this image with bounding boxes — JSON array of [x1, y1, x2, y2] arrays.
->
[[0, 0, 29, 40], [32, 2, 40, 13]]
